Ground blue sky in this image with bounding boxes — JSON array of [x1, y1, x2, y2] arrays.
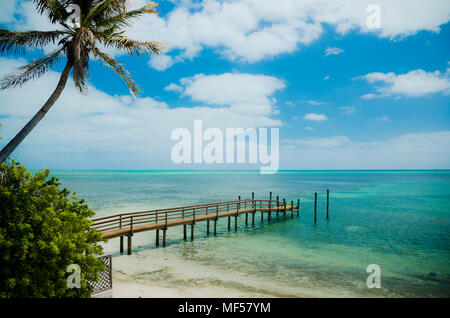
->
[[0, 0, 449, 170]]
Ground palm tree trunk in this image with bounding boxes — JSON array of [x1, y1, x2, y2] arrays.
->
[[0, 60, 73, 162]]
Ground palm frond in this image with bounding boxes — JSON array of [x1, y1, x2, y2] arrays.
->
[[33, 0, 69, 24], [82, 0, 127, 28], [0, 29, 68, 54], [93, 47, 139, 97], [95, 2, 158, 30], [0, 47, 65, 90], [97, 34, 161, 57]]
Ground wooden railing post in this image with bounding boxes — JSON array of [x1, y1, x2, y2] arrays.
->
[[227, 204, 231, 231], [128, 216, 133, 255], [130, 216, 133, 233], [206, 206, 210, 236], [182, 208, 186, 241], [191, 208, 195, 241], [163, 213, 167, 248], [235, 201, 239, 232], [119, 215, 123, 254]]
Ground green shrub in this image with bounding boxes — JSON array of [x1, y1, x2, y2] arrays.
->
[[0, 161, 104, 297]]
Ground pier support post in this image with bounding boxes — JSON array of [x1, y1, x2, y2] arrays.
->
[[127, 234, 132, 255], [235, 215, 238, 232], [214, 218, 217, 236], [120, 236, 123, 254], [228, 216, 231, 231], [277, 196, 279, 218], [163, 228, 167, 247], [268, 192, 272, 223], [252, 212, 255, 227], [207, 220, 210, 236], [156, 229, 160, 247], [191, 223, 195, 241], [326, 189, 329, 219], [283, 199, 286, 220], [297, 199, 300, 216], [183, 224, 187, 241], [314, 192, 317, 224]]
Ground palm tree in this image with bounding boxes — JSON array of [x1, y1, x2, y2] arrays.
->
[[0, 0, 161, 162]]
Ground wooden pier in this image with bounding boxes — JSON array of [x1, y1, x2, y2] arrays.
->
[[91, 196, 300, 255]]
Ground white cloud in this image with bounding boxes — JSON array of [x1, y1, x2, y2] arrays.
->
[[323, 75, 330, 81], [341, 106, 355, 115], [167, 72, 285, 116], [145, 0, 450, 67], [303, 113, 328, 121], [283, 131, 450, 169], [305, 126, 314, 131], [357, 68, 450, 98], [148, 54, 175, 71], [324, 47, 344, 56], [164, 83, 183, 93], [0, 58, 281, 169], [5, 0, 450, 69]]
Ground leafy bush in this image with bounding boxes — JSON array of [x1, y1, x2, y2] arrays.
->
[[0, 161, 104, 297]]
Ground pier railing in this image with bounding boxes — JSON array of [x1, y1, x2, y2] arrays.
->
[[90, 191, 330, 256], [91, 199, 290, 234]]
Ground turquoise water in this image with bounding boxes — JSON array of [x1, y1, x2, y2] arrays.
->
[[51, 170, 450, 297]]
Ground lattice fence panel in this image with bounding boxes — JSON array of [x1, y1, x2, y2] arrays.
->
[[90, 255, 112, 294]]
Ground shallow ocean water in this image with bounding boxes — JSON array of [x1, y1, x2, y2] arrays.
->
[[50, 170, 450, 297]]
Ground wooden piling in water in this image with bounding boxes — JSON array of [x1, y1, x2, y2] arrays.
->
[[283, 199, 286, 220], [182, 208, 187, 241], [120, 236, 123, 254], [191, 223, 194, 241], [156, 229, 160, 247], [214, 218, 217, 236], [163, 228, 167, 247], [326, 189, 329, 219], [276, 196, 279, 218], [291, 200, 294, 218], [127, 234, 132, 255], [314, 192, 317, 223], [297, 198, 300, 216], [268, 192, 272, 222]]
